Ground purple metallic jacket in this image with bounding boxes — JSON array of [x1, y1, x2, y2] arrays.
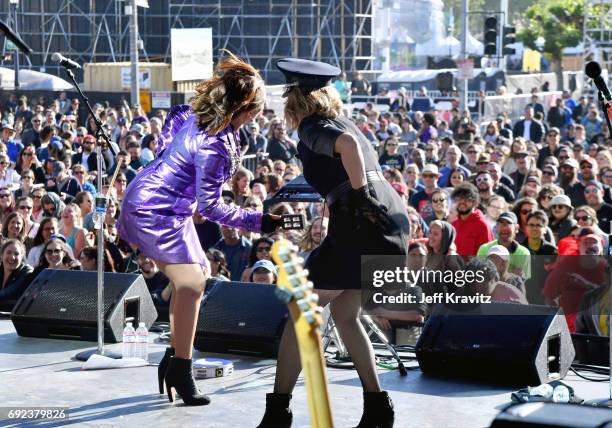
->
[[121, 107, 262, 235]]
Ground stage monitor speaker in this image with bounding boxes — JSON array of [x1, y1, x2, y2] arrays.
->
[[194, 280, 289, 357], [11, 269, 157, 343], [490, 402, 612, 428], [415, 303, 575, 386]]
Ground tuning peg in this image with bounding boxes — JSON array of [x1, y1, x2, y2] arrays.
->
[[305, 281, 314, 290], [293, 287, 306, 300], [309, 293, 319, 304], [303, 309, 322, 326], [296, 298, 313, 312], [296, 256, 305, 264], [288, 271, 309, 284], [303, 310, 316, 324]]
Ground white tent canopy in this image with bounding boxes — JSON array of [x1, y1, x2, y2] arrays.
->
[[415, 36, 460, 57], [416, 33, 484, 57], [377, 67, 501, 83], [467, 34, 484, 56], [0, 67, 74, 91]]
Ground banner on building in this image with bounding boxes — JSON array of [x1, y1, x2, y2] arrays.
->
[[171, 28, 213, 82]]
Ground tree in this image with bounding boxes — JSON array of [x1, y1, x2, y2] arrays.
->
[[517, 0, 583, 91]]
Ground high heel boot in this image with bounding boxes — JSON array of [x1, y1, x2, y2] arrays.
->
[[164, 356, 211, 406], [158, 347, 175, 394], [256, 393, 293, 428], [354, 391, 394, 428]]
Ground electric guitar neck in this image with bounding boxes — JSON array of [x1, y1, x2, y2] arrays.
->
[[272, 240, 334, 428]]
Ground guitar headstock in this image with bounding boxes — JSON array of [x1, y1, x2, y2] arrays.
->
[[271, 239, 323, 327]]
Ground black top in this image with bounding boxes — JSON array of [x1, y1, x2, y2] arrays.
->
[[267, 138, 298, 164], [0, 264, 34, 311], [297, 114, 410, 290], [596, 203, 612, 234], [565, 182, 587, 207]]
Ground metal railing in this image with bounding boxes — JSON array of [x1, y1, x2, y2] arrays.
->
[[241, 153, 269, 175]]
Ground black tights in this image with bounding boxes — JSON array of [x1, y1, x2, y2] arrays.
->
[[273, 289, 381, 394]]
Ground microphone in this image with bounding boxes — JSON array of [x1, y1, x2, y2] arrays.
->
[[0, 19, 32, 55], [585, 61, 612, 101], [51, 52, 81, 70]]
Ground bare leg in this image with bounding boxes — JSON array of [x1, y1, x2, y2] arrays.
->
[[273, 289, 341, 394], [330, 290, 381, 392], [159, 263, 208, 359]]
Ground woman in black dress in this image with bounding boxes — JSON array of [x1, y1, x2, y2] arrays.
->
[[258, 58, 410, 428]]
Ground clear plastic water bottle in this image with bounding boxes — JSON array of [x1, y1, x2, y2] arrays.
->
[[552, 385, 570, 403], [92, 194, 107, 230], [134, 322, 149, 362], [122, 320, 136, 359]]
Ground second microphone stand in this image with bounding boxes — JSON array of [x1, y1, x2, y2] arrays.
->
[[66, 69, 121, 361]]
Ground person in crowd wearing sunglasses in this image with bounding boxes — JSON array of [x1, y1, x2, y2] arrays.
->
[[31, 237, 80, 278], [549, 194, 577, 242], [239, 237, 275, 282]]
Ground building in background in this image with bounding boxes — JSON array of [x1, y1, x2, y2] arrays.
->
[[0, 0, 375, 84]]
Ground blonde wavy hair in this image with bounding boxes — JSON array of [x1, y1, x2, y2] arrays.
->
[[284, 85, 343, 129], [191, 51, 265, 135]]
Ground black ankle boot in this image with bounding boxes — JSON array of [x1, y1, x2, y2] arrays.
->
[[158, 347, 175, 394], [354, 391, 394, 428], [165, 357, 211, 406], [257, 393, 293, 428]]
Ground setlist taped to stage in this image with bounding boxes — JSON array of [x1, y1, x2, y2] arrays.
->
[[0, 407, 69, 421]]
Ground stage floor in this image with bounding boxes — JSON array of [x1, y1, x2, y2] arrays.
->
[[0, 319, 609, 428]]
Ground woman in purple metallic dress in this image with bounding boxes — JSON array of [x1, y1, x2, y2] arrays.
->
[[117, 53, 281, 406]]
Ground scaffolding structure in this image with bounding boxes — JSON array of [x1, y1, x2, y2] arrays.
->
[[0, 0, 375, 84], [584, 0, 612, 88]]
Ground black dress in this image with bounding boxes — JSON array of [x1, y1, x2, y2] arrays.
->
[[298, 114, 410, 290]]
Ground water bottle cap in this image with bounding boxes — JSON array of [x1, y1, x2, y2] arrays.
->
[[139, 322, 145, 327]]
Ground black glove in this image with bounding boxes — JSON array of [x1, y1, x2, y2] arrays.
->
[[261, 214, 283, 233], [352, 185, 393, 233]]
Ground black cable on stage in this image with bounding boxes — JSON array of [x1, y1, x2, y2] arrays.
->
[[569, 367, 609, 382], [572, 363, 609, 374]]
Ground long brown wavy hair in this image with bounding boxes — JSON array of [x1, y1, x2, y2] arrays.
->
[[284, 85, 343, 129], [191, 50, 265, 135]]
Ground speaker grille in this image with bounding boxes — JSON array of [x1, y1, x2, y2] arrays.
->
[[11, 269, 158, 343], [15, 270, 135, 321], [197, 281, 288, 339]]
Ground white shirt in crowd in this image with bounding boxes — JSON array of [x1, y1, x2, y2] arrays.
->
[[522, 120, 531, 141], [0, 168, 21, 188]]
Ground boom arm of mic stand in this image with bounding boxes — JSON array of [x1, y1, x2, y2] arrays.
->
[[597, 90, 612, 136], [65, 69, 118, 158]]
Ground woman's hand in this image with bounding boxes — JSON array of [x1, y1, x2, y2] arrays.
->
[[261, 213, 282, 233], [352, 186, 392, 233]]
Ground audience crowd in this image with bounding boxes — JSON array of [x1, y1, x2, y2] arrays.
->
[[0, 83, 608, 336]]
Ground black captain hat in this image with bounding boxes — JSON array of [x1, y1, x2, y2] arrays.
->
[[276, 58, 341, 88]]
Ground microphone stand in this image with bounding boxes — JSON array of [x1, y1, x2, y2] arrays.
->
[[597, 90, 612, 136], [66, 68, 121, 361]]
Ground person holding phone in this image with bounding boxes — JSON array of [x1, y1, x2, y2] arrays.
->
[[257, 59, 410, 428], [117, 52, 281, 406]]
